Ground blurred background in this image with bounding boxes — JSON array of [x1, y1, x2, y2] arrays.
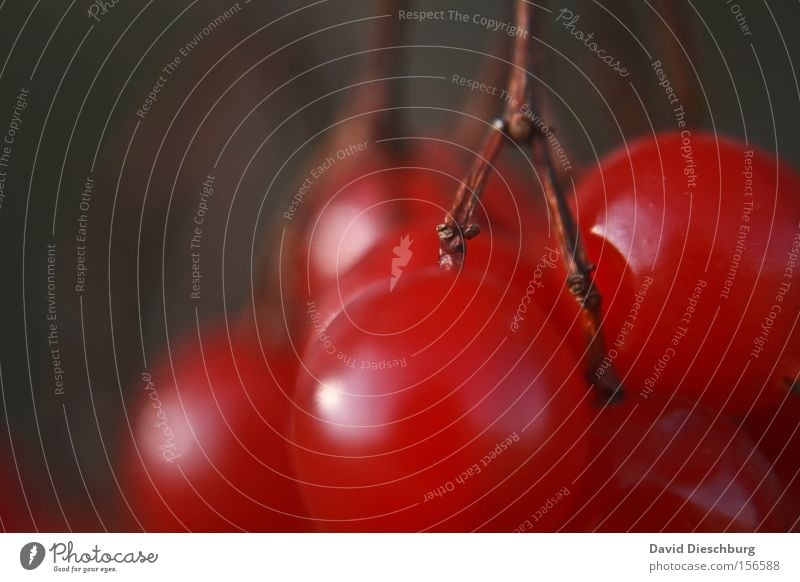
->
[[0, 0, 798, 530]]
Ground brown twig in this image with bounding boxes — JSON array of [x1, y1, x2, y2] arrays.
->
[[441, 0, 624, 402], [436, 124, 505, 269], [438, 0, 535, 269], [532, 135, 624, 403]]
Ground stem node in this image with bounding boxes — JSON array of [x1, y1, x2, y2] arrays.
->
[[508, 113, 533, 142]]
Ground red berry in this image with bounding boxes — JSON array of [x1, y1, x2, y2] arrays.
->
[[576, 132, 800, 412], [121, 325, 307, 532], [290, 269, 588, 531], [566, 395, 786, 532]]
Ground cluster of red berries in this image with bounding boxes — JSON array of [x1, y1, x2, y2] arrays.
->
[[115, 130, 800, 532]]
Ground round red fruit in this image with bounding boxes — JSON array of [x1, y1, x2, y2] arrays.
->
[[122, 325, 307, 532], [576, 132, 800, 412], [566, 395, 785, 532], [290, 268, 588, 531]]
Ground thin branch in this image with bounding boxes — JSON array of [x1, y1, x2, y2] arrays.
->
[[438, 0, 535, 269], [436, 123, 505, 269], [441, 0, 625, 402], [532, 136, 624, 403]]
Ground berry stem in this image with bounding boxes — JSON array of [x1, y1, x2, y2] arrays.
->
[[520, 2, 624, 403], [441, 0, 624, 402], [438, 0, 535, 270], [531, 136, 624, 404], [437, 123, 506, 269]]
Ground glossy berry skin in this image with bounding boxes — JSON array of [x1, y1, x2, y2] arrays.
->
[[576, 132, 800, 413], [293, 150, 444, 299], [291, 156, 428, 294], [122, 325, 307, 532], [303, 225, 550, 340], [293, 146, 582, 355], [290, 268, 588, 532], [565, 395, 786, 532], [293, 142, 550, 303]]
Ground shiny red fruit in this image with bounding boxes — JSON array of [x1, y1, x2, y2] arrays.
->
[[291, 149, 443, 298], [302, 225, 542, 340], [292, 148, 581, 354], [122, 325, 307, 532], [576, 132, 800, 412], [565, 395, 786, 532], [290, 268, 588, 531], [291, 141, 553, 302]]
